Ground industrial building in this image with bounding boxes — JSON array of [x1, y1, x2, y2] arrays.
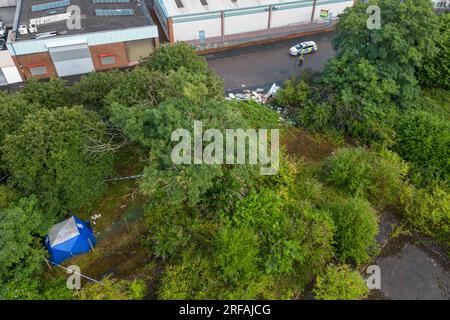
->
[[0, 0, 17, 27], [154, 0, 354, 47], [5, 0, 159, 81]]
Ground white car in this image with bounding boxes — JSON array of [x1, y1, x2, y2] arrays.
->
[[0, 21, 6, 38], [289, 41, 318, 56]]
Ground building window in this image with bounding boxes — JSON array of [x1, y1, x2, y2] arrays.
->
[[99, 54, 116, 65], [28, 64, 47, 76]]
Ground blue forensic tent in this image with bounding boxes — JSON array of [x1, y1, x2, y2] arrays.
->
[[45, 216, 96, 264]]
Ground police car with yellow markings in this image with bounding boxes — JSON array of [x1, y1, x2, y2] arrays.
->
[[289, 41, 318, 56]]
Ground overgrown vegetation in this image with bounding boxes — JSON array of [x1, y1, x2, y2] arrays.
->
[[276, 0, 449, 243], [0, 0, 448, 300]]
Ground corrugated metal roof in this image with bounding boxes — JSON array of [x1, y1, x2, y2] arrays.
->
[[160, 0, 309, 17]]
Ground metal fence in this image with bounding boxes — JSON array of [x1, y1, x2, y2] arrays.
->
[[189, 18, 338, 51]]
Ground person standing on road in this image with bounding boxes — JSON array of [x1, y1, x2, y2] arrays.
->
[[298, 54, 304, 66]]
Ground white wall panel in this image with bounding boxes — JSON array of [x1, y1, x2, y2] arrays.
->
[[225, 12, 269, 35], [173, 18, 221, 42], [2, 66, 22, 83], [0, 50, 15, 67], [271, 6, 313, 28]]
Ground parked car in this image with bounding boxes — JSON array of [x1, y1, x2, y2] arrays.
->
[[289, 41, 318, 56], [0, 38, 6, 50], [0, 21, 6, 38]]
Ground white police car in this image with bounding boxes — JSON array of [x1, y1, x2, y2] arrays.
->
[[289, 41, 318, 56]]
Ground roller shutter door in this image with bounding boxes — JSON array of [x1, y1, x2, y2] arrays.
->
[[49, 43, 94, 77]]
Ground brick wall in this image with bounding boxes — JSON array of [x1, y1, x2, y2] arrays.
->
[[14, 51, 57, 80], [89, 42, 129, 71]]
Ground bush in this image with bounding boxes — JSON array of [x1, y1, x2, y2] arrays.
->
[[325, 197, 378, 265], [321, 148, 408, 207], [313, 264, 368, 300], [276, 79, 310, 108], [2, 277, 74, 300], [145, 205, 219, 260], [395, 109, 450, 187], [321, 148, 373, 197], [297, 102, 333, 131], [399, 185, 450, 242], [77, 276, 146, 300], [214, 224, 260, 285]]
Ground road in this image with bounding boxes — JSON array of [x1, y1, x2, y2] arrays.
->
[[1, 31, 336, 92], [204, 31, 337, 92]]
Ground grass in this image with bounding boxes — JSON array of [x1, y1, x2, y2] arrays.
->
[[281, 127, 336, 164]]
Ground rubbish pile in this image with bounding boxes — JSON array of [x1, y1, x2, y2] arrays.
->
[[227, 83, 280, 104], [90, 213, 102, 225]]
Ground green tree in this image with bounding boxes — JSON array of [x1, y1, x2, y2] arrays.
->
[[320, 0, 439, 145], [140, 42, 208, 74], [417, 13, 450, 89], [0, 197, 46, 292], [71, 70, 126, 116], [0, 185, 18, 209], [21, 78, 72, 109], [313, 264, 369, 300], [160, 67, 224, 105], [0, 92, 41, 172], [2, 106, 114, 215]]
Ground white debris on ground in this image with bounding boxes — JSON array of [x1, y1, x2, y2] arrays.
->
[[90, 213, 102, 225], [227, 83, 280, 104]]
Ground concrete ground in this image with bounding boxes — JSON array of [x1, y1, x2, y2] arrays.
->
[[205, 31, 337, 92]]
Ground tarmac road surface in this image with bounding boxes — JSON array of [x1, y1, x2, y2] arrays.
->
[[205, 31, 337, 92]]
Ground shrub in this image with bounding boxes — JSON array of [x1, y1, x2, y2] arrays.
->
[[395, 109, 450, 186], [313, 264, 369, 300], [321, 148, 408, 207], [77, 276, 146, 300], [321, 148, 372, 197], [297, 102, 333, 131], [276, 79, 310, 108], [399, 185, 450, 242], [214, 225, 260, 284], [325, 197, 378, 265]]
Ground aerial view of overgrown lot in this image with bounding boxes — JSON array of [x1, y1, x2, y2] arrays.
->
[[0, 0, 448, 301]]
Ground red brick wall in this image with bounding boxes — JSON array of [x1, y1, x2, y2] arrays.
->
[[89, 42, 129, 71], [14, 51, 57, 80]]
